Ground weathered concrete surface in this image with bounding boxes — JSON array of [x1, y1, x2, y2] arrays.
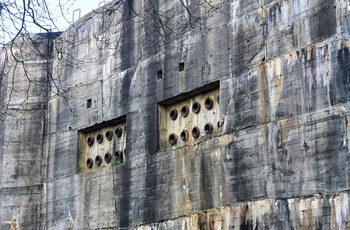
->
[[0, 34, 56, 228], [135, 191, 350, 230], [1, 0, 350, 229]]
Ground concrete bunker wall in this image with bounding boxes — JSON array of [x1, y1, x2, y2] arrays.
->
[[0, 0, 350, 229], [0, 33, 58, 229]]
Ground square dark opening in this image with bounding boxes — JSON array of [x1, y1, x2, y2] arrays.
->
[[178, 62, 185, 72], [157, 70, 163, 80], [87, 99, 92, 108]]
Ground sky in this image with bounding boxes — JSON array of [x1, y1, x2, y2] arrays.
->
[[1, 0, 112, 44], [49, 0, 110, 31]]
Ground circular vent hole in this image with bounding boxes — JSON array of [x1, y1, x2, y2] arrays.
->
[[181, 105, 189, 117], [86, 158, 93, 169], [204, 123, 213, 134], [180, 130, 189, 142], [192, 101, 201, 114], [115, 127, 123, 138], [104, 152, 112, 163], [114, 150, 123, 161], [106, 130, 113, 141], [95, 155, 102, 166], [168, 133, 178, 145], [170, 109, 178, 120], [204, 97, 213, 110], [87, 137, 94, 147], [96, 133, 103, 143], [192, 126, 200, 138]]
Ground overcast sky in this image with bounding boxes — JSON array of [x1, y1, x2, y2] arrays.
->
[[49, 0, 110, 31], [0, 0, 108, 44]]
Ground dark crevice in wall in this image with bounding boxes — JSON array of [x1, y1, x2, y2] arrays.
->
[[309, 0, 337, 43], [117, 118, 132, 229], [199, 154, 214, 210], [331, 45, 350, 105], [120, 0, 135, 72]]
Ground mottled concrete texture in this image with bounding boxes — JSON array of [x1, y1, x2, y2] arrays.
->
[[1, 0, 350, 229]]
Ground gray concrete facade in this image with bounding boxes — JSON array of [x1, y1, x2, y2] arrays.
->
[[0, 0, 350, 229]]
